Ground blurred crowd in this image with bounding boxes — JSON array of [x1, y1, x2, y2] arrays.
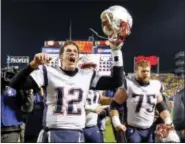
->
[[152, 74, 184, 98]]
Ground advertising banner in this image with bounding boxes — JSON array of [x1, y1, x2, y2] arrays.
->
[[7, 56, 29, 64]]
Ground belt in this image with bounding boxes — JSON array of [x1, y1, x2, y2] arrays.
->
[[126, 124, 150, 130], [85, 125, 96, 129], [44, 127, 83, 133], [1, 125, 21, 132]]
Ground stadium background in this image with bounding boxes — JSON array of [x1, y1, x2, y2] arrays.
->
[[1, 0, 185, 142]]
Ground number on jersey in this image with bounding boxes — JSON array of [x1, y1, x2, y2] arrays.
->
[[54, 87, 83, 115], [86, 91, 99, 105], [132, 94, 155, 113]]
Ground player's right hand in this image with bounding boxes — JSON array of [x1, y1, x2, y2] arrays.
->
[[30, 53, 52, 68], [115, 124, 127, 132]]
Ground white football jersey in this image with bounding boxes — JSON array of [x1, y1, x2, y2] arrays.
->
[[121, 77, 162, 129], [85, 90, 100, 127], [30, 65, 95, 130]]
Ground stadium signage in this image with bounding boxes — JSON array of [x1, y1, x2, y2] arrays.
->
[[94, 46, 111, 54], [7, 56, 30, 64], [136, 55, 158, 66], [42, 47, 60, 54], [73, 41, 93, 53]]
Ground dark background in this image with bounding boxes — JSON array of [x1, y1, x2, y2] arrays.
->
[[2, 0, 185, 73]]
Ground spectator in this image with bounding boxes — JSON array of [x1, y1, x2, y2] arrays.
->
[[25, 88, 44, 143], [173, 88, 185, 142], [1, 67, 34, 143]]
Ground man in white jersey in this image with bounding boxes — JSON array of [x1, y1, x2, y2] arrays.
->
[[110, 60, 180, 143], [10, 40, 123, 142], [78, 56, 112, 142], [85, 90, 111, 142]]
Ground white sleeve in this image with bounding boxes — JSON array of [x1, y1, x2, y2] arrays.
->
[[85, 104, 98, 112], [30, 66, 44, 88]]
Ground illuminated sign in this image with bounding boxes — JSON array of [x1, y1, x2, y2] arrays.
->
[[44, 41, 64, 47], [135, 55, 158, 66], [94, 46, 111, 54], [7, 56, 29, 64], [73, 41, 93, 53], [42, 47, 60, 54], [43, 40, 93, 54]]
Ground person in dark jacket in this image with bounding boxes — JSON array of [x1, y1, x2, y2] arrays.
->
[[105, 89, 127, 143], [1, 67, 34, 143], [173, 88, 185, 142], [24, 88, 44, 143]]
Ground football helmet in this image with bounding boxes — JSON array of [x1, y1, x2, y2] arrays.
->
[[100, 5, 133, 47]]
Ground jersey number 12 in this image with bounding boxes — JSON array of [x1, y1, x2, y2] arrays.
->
[[54, 87, 83, 115]]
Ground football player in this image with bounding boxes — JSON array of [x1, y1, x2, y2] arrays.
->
[[10, 40, 123, 142], [85, 90, 111, 143], [79, 55, 112, 143], [110, 60, 180, 142]]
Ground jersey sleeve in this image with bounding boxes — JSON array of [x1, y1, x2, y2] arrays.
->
[[30, 66, 44, 88]]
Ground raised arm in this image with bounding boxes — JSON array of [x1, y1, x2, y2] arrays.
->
[[10, 53, 52, 90], [90, 48, 124, 90]]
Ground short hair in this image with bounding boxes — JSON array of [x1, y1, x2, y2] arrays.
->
[[59, 41, 79, 56], [136, 60, 151, 69]]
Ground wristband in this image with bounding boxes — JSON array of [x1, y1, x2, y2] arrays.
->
[[112, 116, 121, 128], [112, 50, 123, 67], [164, 117, 172, 124]]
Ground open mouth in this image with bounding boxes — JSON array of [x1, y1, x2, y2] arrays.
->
[[69, 57, 76, 63]]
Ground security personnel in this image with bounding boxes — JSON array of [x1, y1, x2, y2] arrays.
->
[[104, 89, 127, 142]]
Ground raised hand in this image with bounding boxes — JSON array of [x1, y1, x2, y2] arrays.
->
[[30, 53, 52, 68]]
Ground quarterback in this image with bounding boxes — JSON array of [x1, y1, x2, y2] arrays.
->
[[10, 40, 123, 142]]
